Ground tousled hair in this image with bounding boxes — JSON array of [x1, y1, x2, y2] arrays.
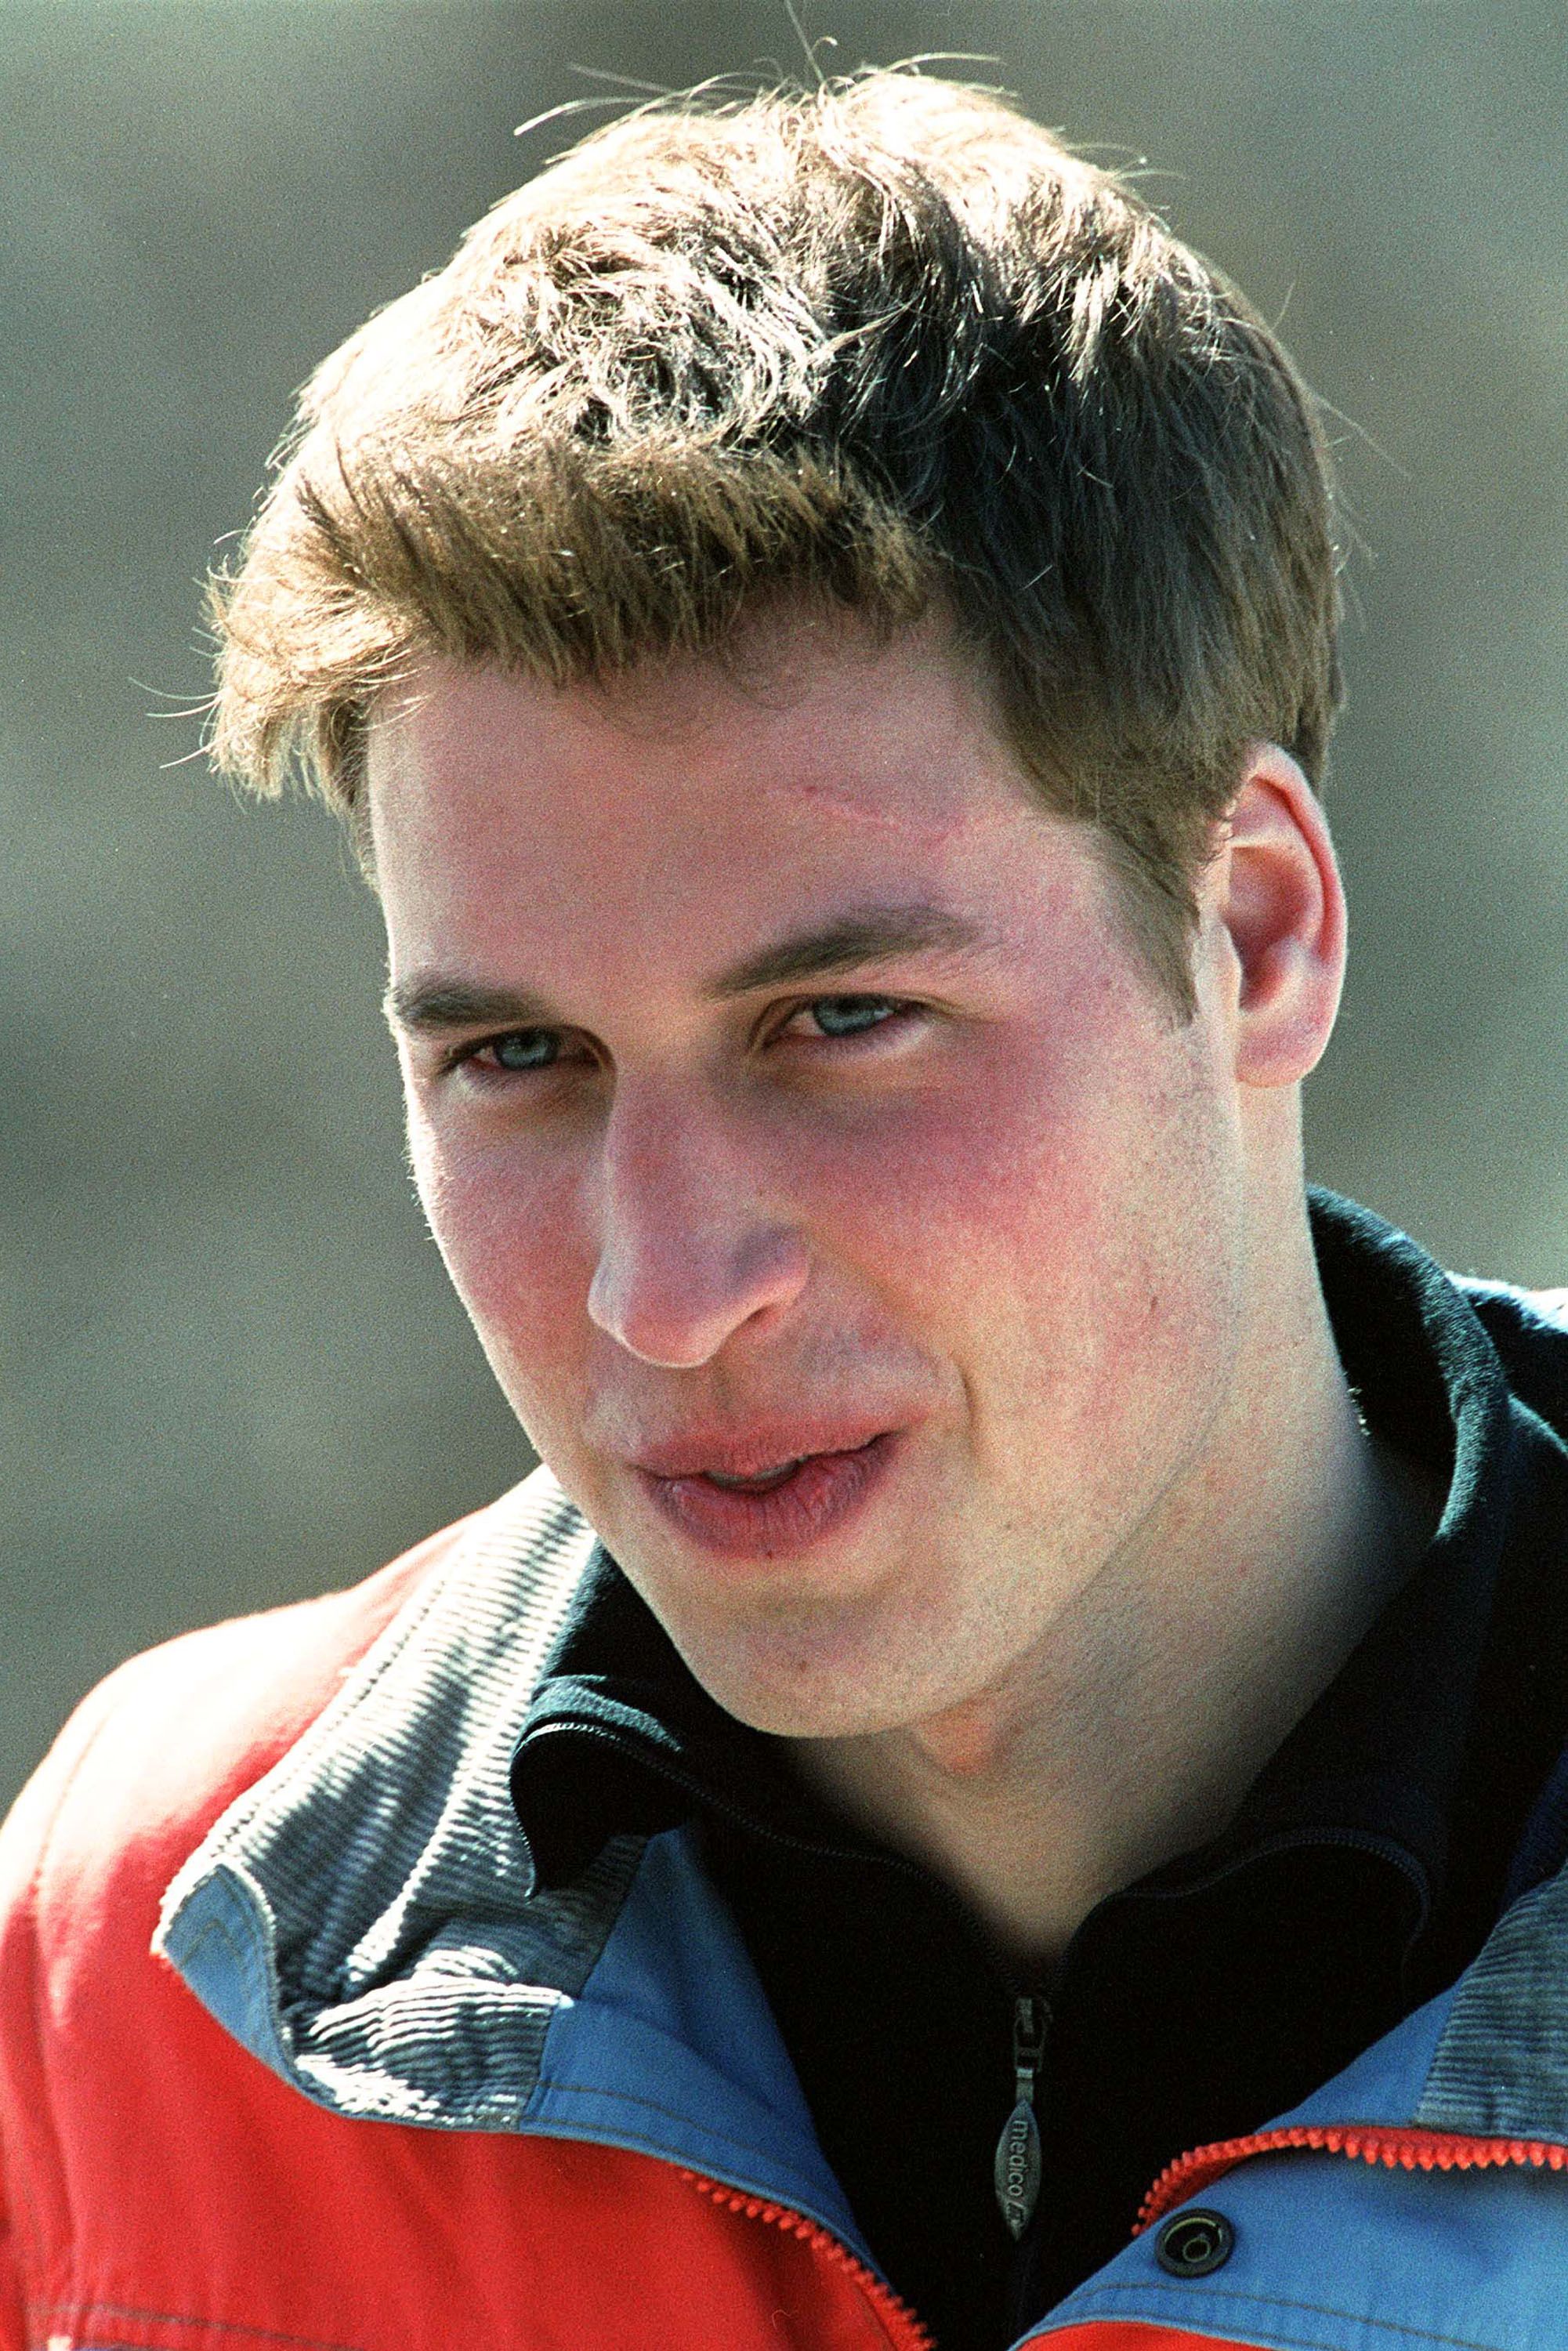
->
[[208, 69, 1343, 1006]]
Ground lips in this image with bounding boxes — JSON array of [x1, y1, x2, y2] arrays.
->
[[632, 1427, 899, 1559], [632, 1418, 895, 1483]]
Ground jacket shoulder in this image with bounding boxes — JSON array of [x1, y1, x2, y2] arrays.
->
[[0, 1501, 509, 2322], [1459, 1275, 1568, 1440], [0, 1505, 486, 1978]]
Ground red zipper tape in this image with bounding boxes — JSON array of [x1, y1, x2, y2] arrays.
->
[[689, 2128, 1568, 2346], [1138, 2121, 1568, 2231], [683, 2169, 937, 2351]]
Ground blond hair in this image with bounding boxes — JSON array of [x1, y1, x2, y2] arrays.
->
[[209, 70, 1342, 1005]]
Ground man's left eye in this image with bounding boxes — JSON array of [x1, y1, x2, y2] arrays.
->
[[799, 995, 900, 1038]]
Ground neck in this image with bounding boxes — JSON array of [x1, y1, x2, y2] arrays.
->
[[794, 1187, 1445, 1973]]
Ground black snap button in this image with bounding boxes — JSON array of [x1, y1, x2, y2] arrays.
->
[[1154, 2208, 1235, 2277]]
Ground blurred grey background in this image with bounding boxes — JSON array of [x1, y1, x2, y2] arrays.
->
[[2, 1, 1565, 1807]]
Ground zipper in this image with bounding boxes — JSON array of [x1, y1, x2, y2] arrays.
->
[[688, 2127, 1568, 2351], [682, 2170, 936, 2351], [537, 1727, 1468, 2299], [1137, 2119, 1568, 2231], [994, 1994, 1051, 2239]]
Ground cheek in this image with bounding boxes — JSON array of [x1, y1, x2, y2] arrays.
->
[[811, 1019, 1243, 1447], [795, 1019, 1147, 1291], [406, 1107, 592, 1405], [977, 1052, 1245, 1483]]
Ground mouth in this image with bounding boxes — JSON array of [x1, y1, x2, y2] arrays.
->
[[632, 1429, 898, 1559], [702, 1458, 813, 1493]]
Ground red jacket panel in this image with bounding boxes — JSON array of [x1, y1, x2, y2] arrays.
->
[[0, 1520, 947, 2351]]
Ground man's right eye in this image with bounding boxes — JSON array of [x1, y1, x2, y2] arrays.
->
[[489, 1029, 559, 1070], [436, 1025, 603, 1087], [440, 1025, 562, 1072]]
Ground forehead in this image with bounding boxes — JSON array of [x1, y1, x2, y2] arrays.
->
[[364, 611, 1072, 984]]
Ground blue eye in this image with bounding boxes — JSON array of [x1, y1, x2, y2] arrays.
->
[[490, 1030, 559, 1070], [806, 996, 897, 1038]]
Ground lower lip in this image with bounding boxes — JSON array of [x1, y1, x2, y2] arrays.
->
[[639, 1433, 896, 1559]]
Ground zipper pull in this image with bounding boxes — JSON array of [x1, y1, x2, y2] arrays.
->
[[994, 1993, 1049, 2240]]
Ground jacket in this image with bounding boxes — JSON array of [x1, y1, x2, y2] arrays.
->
[[4, 1274, 1568, 2351]]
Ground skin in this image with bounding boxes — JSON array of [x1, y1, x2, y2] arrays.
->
[[368, 604, 1441, 1966]]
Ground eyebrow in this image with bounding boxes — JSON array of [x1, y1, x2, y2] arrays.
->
[[384, 904, 984, 1037], [705, 904, 985, 998], [383, 976, 560, 1036]]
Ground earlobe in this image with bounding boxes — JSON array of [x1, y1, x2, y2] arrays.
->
[[1218, 745, 1347, 1089]]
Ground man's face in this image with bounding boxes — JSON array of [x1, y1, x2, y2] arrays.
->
[[370, 610, 1252, 1739]]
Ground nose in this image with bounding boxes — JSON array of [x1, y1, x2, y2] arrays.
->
[[585, 1084, 809, 1369]]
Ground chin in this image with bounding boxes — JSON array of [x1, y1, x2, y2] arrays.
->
[[671, 1606, 943, 1741]]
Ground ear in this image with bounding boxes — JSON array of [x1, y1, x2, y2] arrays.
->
[[1211, 743, 1346, 1088]]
